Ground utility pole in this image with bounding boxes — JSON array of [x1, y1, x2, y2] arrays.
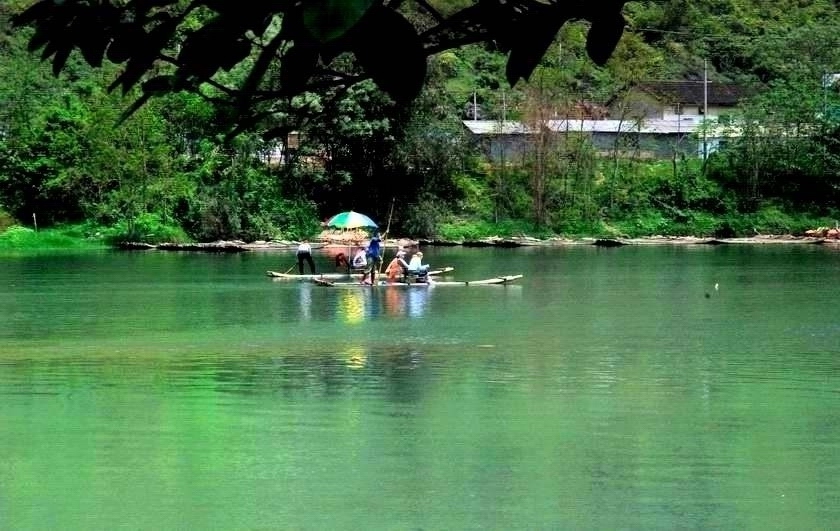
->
[[497, 89, 506, 223], [473, 91, 478, 121], [824, 71, 829, 118], [703, 58, 708, 160]]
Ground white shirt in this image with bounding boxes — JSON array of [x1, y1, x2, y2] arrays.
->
[[408, 255, 423, 270], [352, 251, 367, 268], [297, 242, 312, 254]]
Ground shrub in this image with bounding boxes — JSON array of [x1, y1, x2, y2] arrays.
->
[[436, 218, 552, 240], [403, 193, 449, 238], [101, 213, 191, 245], [0, 210, 15, 232]]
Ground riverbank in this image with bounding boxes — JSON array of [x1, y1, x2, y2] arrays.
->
[[112, 233, 838, 252], [4, 222, 837, 253]]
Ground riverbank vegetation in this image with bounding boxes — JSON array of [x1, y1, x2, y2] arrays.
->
[[2, 1, 840, 248], [0, 224, 101, 250]]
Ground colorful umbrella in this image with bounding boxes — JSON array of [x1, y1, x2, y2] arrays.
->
[[326, 211, 378, 276], [326, 211, 378, 230]]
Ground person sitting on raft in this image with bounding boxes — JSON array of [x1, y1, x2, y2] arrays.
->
[[352, 247, 367, 269], [408, 251, 431, 276], [334, 252, 350, 270], [385, 250, 410, 283]]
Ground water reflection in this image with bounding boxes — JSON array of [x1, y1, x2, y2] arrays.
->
[[299, 282, 312, 320], [338, 289, 365, 324], [344, 346, 367, 369], [384, 287, 405, 317], [406, 288, 429, 318], [382, 286, 431, 318], [327, 286, 431, 323]]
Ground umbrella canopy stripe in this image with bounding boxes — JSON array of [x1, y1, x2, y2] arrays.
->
[[326, 211, 378, 230]]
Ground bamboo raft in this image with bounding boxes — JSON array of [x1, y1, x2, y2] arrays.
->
[[266, 266, 455, 280], [311, 274, 523, 287]]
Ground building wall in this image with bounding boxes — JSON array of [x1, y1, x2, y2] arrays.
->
[[663, 103, 734, 120], [477, 132, 700, 163], [612, 88, 739, 120]]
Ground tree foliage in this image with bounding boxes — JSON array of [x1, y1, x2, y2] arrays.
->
[[11, 0, 629, 139]]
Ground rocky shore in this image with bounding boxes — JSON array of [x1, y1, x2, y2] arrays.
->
[[116, 233, 837, 252]]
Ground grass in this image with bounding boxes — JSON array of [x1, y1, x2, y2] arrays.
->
[[0, 214, 193, 250], [0, 225, 107, 250]]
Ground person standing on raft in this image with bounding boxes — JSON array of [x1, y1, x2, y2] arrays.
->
[[361, 231, 383, 284], [296, 239, 316, 274]]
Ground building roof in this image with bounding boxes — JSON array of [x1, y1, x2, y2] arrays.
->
[[463, 121, 531, 135], [633, 81, 750, 106]]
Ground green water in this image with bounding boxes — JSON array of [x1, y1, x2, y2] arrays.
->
[[1, 245, 839, 529]]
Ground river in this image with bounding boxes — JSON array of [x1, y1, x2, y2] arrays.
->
[[1, 244, 839, 529]]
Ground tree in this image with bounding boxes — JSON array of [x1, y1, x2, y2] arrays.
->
[[710, 78, 840, 210], [12, 0, 629, 139]]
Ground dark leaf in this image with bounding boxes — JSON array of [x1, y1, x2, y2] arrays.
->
[[27, 25, 53, 52], [586, 12, 625, 65], [348, 6, 426, 103], [218, 39, 252, 72], [238, 32, 285, 111], [303, 0, 376, 42], [148, 11, 175, 23], [177, 26, 217, 64], [280, 43, 321, 96], [262, 126, 292, 142], [75, 27, 108, 67], [75, 4, 121, 67], [52, 45, 72, 76], [505, 11, 565, 85], [117, 92, 153, 125], [278, 6, 305, 39], [176, 18, 249, 79], [478, 1, 515, 53], [223, 111, 277, 143], [317, 43, 342, 66], [11, 0, 53, 27], [250, 13, 275, 37], [106, 26, 145, 64], [228, 7, 275, 35], [114, 55, 156, 93], [135, 0, 179, 10], [201, 0, 227, 13], [40, 39, 58, 61], [171, 72, 199, 92], [78, 40, 106, 68], [110, 18, 179, 93], [141, 75, 175, 95]]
